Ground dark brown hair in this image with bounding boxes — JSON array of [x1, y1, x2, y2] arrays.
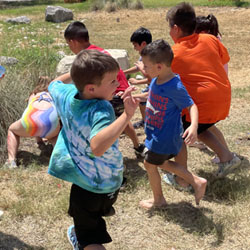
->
[[71, 50, 120, 92], [195, 14, 221, 38], [166, 2, 196, 36], [141, 39, 173, 67], [30, 76, 51, 96]]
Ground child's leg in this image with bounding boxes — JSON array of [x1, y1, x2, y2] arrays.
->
[[124, 121, 139, 148], [68, 184, 117, 249], [84, 244, 106, 250], [174, 143, 189, 188], [208, 125, 230, 152], [159, 160, 207, 205], [198, 129, 233, 163], [7, 119, 29, 162], [139, 104, 146, 121], [140, 160, 167, 209]]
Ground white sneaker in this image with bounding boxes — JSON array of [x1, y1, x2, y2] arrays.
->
[[0, 210, 3, 218], [3, 160, 17, 169], [216, 155, 241, 178]]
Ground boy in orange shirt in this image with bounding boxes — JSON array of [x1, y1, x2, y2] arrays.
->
[[165, 2, 240, 179]]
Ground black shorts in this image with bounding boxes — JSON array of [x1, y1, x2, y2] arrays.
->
[[68, 184, 119, 248], [110, 96, 124, 117], [145, 150, 176, 165], [182, 115, 215, 135]]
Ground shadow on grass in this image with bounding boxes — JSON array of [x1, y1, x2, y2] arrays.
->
[[147, 201, 224, 247], [197, 155, 250, 203], [16, 144, 53, 167], [0, 231, 44, 250], [121, 156, 147, 191]]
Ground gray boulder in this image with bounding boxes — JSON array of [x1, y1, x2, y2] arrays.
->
[[6, 16, 31, 24], [56, 55, 75, 76], [56, 49, 130, 76], [45, 6, 73, 23], [106, 49, 130, 71]]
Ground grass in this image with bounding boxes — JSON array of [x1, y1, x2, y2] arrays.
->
[[0, 2, 250, 250]]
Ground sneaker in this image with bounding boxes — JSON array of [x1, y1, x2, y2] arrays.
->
[[67, 225, 79, 250], [216, 154, 241, 178], [135, 74, 144, 80], [3, 160, 17, 169], [0, 210, 3, 219], [162, 172, 192, 192], [134, 144, 147, 157], [211, 155, 220, 164], [133, 120, 144, 129]]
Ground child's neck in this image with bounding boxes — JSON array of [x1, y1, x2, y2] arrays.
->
[[157, 70, 175, 85]]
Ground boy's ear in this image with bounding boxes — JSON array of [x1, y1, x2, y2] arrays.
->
[[157, 63, 162, 71], [141, 41, 147, 47], [84, 84, 96, 94]]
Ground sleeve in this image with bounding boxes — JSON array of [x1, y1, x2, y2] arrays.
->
[[217, 39, 230, 65], [48, 80, 75, 113], [172, 81, 194, 110], [90, 101, 116, 139]]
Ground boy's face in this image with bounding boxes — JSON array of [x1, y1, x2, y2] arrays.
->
[[132, 42, 146, 53], [66, 39, 80, 54], [141, 56, 159, 79], [93, 71, 119, 100]]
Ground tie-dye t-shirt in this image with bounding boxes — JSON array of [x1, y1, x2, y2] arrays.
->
[[48, 80, 123, 194]]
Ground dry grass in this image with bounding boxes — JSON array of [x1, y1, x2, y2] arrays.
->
[[1, 6, 250, 250]]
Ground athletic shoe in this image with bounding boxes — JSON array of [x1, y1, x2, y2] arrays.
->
[[3, 160, 17, 169], [134, 144, 147, 157], [216, 154, 241, 178], [0, 210, 3, 219], [67, 225, 79, 250], [162, 172, 192, 192], [133, 120, 144, 129]]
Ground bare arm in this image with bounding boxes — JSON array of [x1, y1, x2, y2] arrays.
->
[[90, 86, 139, 156], [182, 103, 198, 145], [133, 92, 148, 102], [128, 77, 150, 85], [123, 66, 138, 75], [52, 72, 72, 84]]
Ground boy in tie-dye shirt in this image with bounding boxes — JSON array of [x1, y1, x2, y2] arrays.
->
[[48, 50, 139, 250]]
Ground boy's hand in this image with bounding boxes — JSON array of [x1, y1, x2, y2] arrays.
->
[[121, 86, 139, 117], [182, 125, 197, 145], [135, 61, 144, 72], [128, 78, 139, 85]]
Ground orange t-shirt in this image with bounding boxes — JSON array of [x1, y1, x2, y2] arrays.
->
[[171, 33, 231, 123]]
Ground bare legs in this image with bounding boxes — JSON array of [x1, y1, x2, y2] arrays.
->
[[140, 145, 207, 209], [198, 128, 233, 163], [84, 244, 106, 250], [6, 119, 59, 164], [123, 121, 140, 148]]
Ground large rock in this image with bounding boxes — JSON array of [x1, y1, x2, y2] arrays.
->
[[56, 55, 75, 76], [45, 6, 73, 23], [56, 49, 130, 75], [106, 49, 130, 71], [5, 16, 31, 24]]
